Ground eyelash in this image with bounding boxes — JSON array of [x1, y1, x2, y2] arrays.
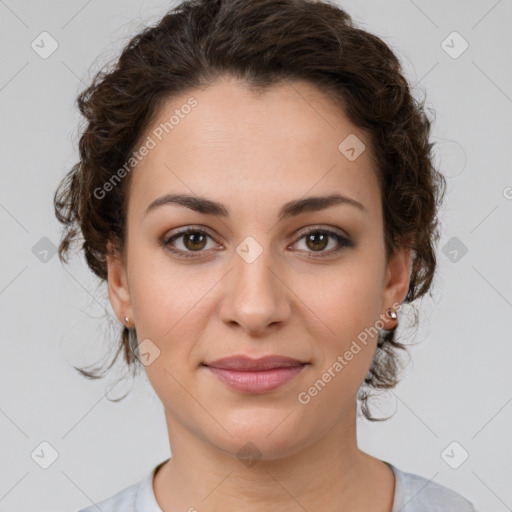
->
[[161, 226, 354, 259]]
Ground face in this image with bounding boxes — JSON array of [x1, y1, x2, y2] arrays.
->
[[107, 76, 411, 461]]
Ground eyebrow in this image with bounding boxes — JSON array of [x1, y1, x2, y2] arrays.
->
[[144, 192, 367, 221]]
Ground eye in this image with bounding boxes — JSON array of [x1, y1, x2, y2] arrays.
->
[[291, 227, 354, 257], [161, 225, 354, 260], [162, 227, 219, 259]]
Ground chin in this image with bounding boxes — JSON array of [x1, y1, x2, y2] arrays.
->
[[205, 415, 311, 463]]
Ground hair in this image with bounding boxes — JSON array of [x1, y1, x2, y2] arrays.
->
[[54, 0, 446, 420]]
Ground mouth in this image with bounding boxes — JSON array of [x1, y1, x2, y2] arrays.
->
[[202, 354, 307, 371], [201, 355, 309, 394]]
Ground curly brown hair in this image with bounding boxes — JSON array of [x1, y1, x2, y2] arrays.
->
[[54, 0, 446, 420]]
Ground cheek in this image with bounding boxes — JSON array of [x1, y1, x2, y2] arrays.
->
[[296, 274, 382, 412], [126, 242, 224, 387], [127, 240, 208, 335], [313, 264, 383, 337], [301, 257, 384, 388]]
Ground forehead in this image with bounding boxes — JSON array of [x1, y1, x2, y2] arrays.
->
[[129, 76, 380, 220]]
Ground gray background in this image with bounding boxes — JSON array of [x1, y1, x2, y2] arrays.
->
[[1, 0, 511, 510]]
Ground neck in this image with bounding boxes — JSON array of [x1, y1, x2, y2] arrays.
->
[[153, 406, 395, 512]]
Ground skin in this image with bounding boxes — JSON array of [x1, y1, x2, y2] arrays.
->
[[107, 76, 412, 512]]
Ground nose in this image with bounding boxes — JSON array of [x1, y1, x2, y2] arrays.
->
[[218, 245, 291, 336]]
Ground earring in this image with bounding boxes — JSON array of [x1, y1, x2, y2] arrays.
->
[[124, 316, 130, 328], [385, 307, 398, 330]]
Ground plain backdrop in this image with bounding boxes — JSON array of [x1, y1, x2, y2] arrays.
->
[[0, 0, 511, 511]]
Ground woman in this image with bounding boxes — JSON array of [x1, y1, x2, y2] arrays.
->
[[54, 0, 478, 510]]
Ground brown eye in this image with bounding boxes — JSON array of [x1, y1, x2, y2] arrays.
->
[[182, 231, 208, 251], [163, 228, 218, 258], [292, 228, 354, 257], [304, 232, 329, 252]]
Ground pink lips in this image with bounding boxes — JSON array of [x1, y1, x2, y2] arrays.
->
[[202, 355, 308, 393]]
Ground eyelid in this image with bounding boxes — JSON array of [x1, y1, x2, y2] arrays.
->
[[293, 224, 351, 241]]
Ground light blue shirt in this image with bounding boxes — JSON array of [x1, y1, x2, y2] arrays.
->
[[77, 459, 478, 511]]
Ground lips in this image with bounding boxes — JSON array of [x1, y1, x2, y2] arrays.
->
[[202, 355, 306, 371], [202, 355, 308, 394]]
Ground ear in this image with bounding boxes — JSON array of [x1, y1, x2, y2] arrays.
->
[[381, 246, 412, 315], [106, 241, 133, 325]]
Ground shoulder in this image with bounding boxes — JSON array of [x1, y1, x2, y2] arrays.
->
[[76, 459, 167, 512], [76, 480, 141, 512], [387, 462, 478, 512]]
